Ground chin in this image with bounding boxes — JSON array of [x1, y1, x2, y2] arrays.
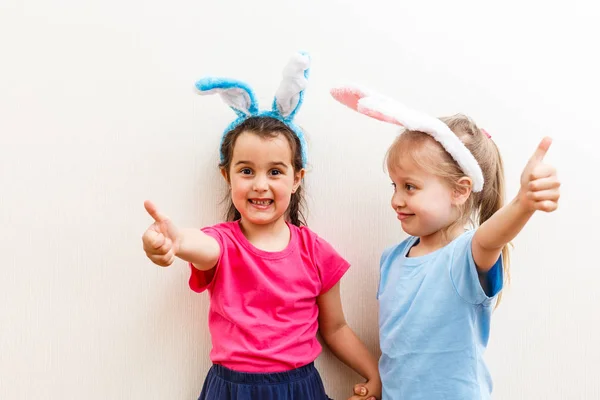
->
[[241, 213, 285, 226], [400, 223, 431, 238], [401, 227, 421, 237], [400, 221, 417, 235]]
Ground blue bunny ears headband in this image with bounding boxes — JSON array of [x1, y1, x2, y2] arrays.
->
[[195, 52, 311, 167]]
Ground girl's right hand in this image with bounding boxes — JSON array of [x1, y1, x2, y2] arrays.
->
[[517, 137, 560, 213], [351, 380, 379, 400], [142, 200, 181, 267]]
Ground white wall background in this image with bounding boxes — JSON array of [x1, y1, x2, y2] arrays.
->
[[1, 0, 599, 399]]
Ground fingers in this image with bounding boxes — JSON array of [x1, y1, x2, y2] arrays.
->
[[528, 176, 560, 192], [526, 189, 560, 203], [142, 201, 178, 267], [144, 200, 168, 223], [526, 164, 557, 182], [354, 384, 368, 397], [143, 229, 165, 250], [526, 173, 560, 213], [142, 228, 175, 256], [143, 237, 175, 266], [149, 251, 176, 267], [142, 230, 175, 266], [529, 137, 552, 164], [347, 396, 376, 400], [532, 199, 559, 212]]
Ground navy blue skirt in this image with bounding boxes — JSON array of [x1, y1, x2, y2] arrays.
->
[[198, 362, 333, 400]]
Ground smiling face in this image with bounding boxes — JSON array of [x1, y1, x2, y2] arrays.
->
[[389, 156, 459, 239], [223, 131, 303, 230], [386, 129, 474, 245]]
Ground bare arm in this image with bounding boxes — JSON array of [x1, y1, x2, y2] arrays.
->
[[317, 282, 381, 400], [472, 138, 560, 272], [177, 228, 220, 270]]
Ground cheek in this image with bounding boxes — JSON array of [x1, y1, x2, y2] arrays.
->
[[274, 177, 295, 194], [409, 192, 439, 216], [230, 178, 249, 197], [427, 192, 455, 219]]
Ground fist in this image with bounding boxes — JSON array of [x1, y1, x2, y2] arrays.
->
[[349, 379, 381, 400], [519, 137, 560, 213], [142, 200, 181, 267]]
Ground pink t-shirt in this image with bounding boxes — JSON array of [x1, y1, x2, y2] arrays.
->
[[189, 221, 350, 373]]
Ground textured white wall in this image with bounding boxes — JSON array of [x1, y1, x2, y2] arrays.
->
[[1, 0, 599, 399]]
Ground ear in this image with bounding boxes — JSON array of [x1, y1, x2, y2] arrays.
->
[[273, 52, 311, 119], [195, 77, 259, 118], [292, 168, 305, 193], [452, 176, 473, 205], [220, 167, 230, 184]]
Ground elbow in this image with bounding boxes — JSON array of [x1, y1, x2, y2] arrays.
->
[[319, 321, 347, 345]]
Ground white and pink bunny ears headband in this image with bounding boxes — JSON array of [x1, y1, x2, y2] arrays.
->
[[330, 85, 485, 192]]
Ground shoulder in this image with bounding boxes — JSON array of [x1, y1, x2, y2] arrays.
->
[[203, 221, 238, 232], [293, 224, 347, 262], [293, 225, 350, 294], [293, 224, 335, 249], [450, 229, 476, 249], [444, 229, 477, 262], [201, 221, 241, 244], [293, 224, 318, 240]]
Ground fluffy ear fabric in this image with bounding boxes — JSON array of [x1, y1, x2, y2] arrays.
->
[[195, 78, 259, 118], [330, 85, 403, 126], [330, 85, 372, 114], [358, 96, 434, 131], [330, 84, 485, 192], [194, 52, 312, 168], [273, 52, 311, 119]]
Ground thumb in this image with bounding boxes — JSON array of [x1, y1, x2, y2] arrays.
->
[[529, 137, 552, 164], [354, 384, 368, 396], [144, 200, 168, 223]]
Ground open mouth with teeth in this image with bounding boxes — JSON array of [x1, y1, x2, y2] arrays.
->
[[249, 199, 274, 207]]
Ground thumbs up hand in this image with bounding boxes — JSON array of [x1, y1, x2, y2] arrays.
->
[[518, 137, 560, 213], [142, 200, 181, 267]]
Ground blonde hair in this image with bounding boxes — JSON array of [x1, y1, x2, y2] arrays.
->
[[386, 114, 510, 305]]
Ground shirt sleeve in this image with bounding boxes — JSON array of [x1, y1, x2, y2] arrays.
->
[[313, 236, 351, 295], [450, 230, 504, 305], [188, 226, 222, 293]]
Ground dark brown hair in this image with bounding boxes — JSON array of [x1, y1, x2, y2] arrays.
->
[[219, 116, 307, 226]]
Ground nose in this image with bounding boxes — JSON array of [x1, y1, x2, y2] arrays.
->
[[391, 191, 405, 210], [253, 174, 268, 192]]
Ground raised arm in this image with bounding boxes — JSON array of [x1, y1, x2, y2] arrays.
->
[[472, 137, 560, 272]]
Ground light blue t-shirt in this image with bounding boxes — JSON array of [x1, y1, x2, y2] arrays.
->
[[378, 230, 503, 400]]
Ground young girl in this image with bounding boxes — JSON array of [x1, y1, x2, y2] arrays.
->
[[332, 86, 560, 400], [142, 55, 381, 400]]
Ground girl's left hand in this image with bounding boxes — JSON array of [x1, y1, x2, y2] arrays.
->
[[349, 379, 381, 400], [518, 137, 560, 213]]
